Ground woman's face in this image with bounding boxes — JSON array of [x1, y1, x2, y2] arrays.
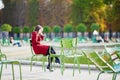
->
[[38, 26, 43, 35]]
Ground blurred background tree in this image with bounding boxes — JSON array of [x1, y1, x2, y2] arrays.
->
[[12, 26, 21, 39], [76, 23, 87, 37], [0, 0, 120, 39], [53, 25, 61, 37]]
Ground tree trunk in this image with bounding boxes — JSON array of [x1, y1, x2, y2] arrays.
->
[[115, 32, 118, 38], [109, 28, 112, 40]]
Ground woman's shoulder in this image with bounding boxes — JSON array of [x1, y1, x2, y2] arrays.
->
[[32, 31, 37, 35]]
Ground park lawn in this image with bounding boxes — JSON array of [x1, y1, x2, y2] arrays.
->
[[29, 55, 93, 65], [64, 56, 93, 64]]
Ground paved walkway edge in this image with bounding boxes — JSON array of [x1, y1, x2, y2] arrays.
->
[[18, 60, 97, 70]]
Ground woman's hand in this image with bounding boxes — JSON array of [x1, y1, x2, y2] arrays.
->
[[40, 27, 43, 36], [39, 26, 44, 36], [40, 32, 44, 36]]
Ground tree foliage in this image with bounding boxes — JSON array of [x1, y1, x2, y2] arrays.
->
[[27, 0, 39, 26], [64, 24, 73, 33], [22, 26, 30, 33], [53, 25, 61, 33], [71, 0, 106, 32], [76, 23, 87, 33], [13, 26, 21, 33], [1, 24, 12, 32], [90, 23, 100, 32], [2, 0, 120, 33], [39, 0, 70, 27], [103, 0, 113, 5], [71, 0, 90, 24], [112, 0, 120, 32], [29, 26, 35, 33], [43, 26, 51, 33]]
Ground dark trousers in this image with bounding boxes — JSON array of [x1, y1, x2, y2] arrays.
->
[[13, 42, 21, 47], [46, 46, 59, 68]]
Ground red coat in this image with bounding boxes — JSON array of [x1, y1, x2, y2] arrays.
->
[[31, 31, 49, 55]]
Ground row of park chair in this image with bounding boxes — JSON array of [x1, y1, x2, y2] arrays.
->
[[30, 37, 120, 80], [0, 45, 22, 80], [81, 46, 120, 80], [29, 38, 81, 76], [0, 37, 120, 80]]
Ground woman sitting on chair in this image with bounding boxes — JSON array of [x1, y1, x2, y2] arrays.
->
[[31, 25, 60, 72]]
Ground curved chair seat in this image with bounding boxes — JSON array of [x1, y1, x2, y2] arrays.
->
[[82, 49, 120, 80]]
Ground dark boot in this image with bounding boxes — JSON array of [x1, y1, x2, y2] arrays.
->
[[47, 56, 53, 72], [47, 64, 53, 72], [55, 57, 60, 64]]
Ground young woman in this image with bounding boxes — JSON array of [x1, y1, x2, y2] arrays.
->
[[10, 37, 22, 47], [31, 25, 60, 72]]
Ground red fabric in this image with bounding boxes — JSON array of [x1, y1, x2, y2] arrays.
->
[[31, 31, 49, 55]]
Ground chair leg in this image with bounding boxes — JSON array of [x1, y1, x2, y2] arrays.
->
[[49, 56, 56, 70], [4, 56, 7, 69], [112, 73, 117, 80], [77, 58, 80, 74], [61, 64, 64, 75], [60, 56, 64, 75], [42, 56, 46, 72], [0, 64, 3, 80], [30, 56, 34, 71], [97, 71, 104, 80], [73, 57, 78, 76], [11, 64, 15, 80], [72, 57, 80, 77], [4, 55, 7, 60], [48, 55, 51, 70], [53, 58, 56, 70], [73, 59, 75, 76], [87, 60, 91, 74], [18, 63, 22, 80]]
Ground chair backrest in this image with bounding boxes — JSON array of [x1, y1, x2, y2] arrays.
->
[[105, 47, 120, 63], [0, 49, 2, 60], [72, 38, 77, 47], [0, 43, 3, 59], [61, 38, 73, 49], [60, 38, 77, 55], [0, 43, 7, 61], [29, 39, 35, 55], [82, 49, 115, 72]]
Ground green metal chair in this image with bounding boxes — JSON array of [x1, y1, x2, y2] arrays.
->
[[72, 38, 81, 76], [82, 49, 120, 80], [23, 37, 29, 43], [52, 37, 61, 42], [29, 39, 47, 71], [0, 39, 2, 45], [78, 36, 86, 43], [104, 46, 120, 64], [0, 47, 7, 69], [60, 38, 80, 76], [48, 45, 61, 70], [1, 38, 10, 46], [0, 49, 7, 61], [44, 37, 51, 42], [81, 49, 93, 74], [0, 45, 22, 80]]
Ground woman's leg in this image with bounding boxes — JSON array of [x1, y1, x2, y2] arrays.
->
[[46, 46, 60, 71], [46, 47, 53, 71], [17, 42, 21, 47], [13, 43, 17, 46], [47, 55, 53, 69], [50, 47, 60, 64]]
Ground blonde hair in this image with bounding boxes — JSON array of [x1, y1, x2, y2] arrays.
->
[[34, 25, 42, 32]]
